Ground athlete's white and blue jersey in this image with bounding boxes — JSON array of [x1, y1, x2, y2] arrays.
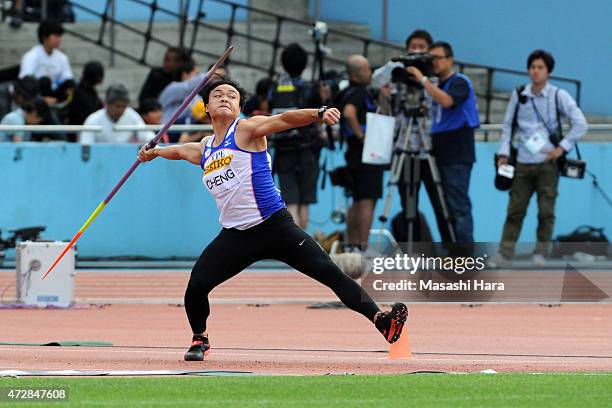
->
[[201, 119, 286, 229]]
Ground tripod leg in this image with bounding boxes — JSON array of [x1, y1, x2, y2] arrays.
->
[[378, 118, 412, 224], [375, 118, 412, 254], [403, 152, 421, 253]]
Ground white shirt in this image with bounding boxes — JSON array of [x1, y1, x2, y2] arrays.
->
[[79, 107, 155, 144], [19, 45, 74, 87], [499, 83, 587, 164], [0, 109, 30, 142]]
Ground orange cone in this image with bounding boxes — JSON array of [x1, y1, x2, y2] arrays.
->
[[388, 327, 411, 359]]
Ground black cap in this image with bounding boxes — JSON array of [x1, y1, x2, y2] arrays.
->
[[494, 173, 513, 191]]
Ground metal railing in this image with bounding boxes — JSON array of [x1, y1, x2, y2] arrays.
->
[[1, 123, 610, 136], [0, 124, 212, 133], [8, 0, 583, 128]]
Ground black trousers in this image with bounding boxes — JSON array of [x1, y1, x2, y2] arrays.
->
[[184, 209, 380, 334]]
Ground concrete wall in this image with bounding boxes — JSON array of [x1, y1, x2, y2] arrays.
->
[[2, 142, 610, 258]]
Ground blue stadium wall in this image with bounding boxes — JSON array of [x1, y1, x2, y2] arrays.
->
[[315, 0, 611, 115], [2, 143, 610, 258], [73, 0, 610, 115]]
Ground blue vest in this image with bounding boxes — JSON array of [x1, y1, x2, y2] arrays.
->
[[431, 72, 480, 134]]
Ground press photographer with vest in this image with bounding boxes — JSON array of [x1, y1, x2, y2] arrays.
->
[[269, 43, 328, 229], [406, 41, 480, 244], [495, 49, 587, 263]]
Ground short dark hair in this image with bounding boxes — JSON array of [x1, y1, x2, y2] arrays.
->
[[527, 49, 555, 73], [405, 29, 433, 49], [37, 20, 64, 44], [167, 47, 189, 62], [281, 43, 308, 77], [82, 61, 105, 85], [200, 78, 246, 111], [177, 59, 196, 78], [429, 41, 454, 57], [138, 98, 162, 115], [13, 76, 40, 100], [23, 97, 51, 122], [255, 77, 274, 97]]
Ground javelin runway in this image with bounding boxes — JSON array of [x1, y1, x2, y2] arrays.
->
[[1, 300, 611, 375]]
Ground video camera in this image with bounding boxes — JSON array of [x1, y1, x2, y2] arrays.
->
[[390, 53, 434, 85], [385, 53, 434, 117]]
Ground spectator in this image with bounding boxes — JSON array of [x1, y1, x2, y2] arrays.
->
[[338, 54, 381, 251], [159, 61, 227, 143], [177, 99, 210, 144], [139, 98, 168, 143], [79, 84, 154, 144], [158, 58, 199, 127], [496, 50, 587, 263], [138, 47, 189, 105], [10, 0, 73, 28], [207, 63, 229, 81], [269, 43, 327, 229], [68, 61, 104, 126], [11, 75, 41, 109], [0, 77, 40, 142], [244, 77, 274, 116], [19, 20, 74, 104], [406, 41, 480, 244], [0, 97, 57, 142], [139, 98, 163, 125]]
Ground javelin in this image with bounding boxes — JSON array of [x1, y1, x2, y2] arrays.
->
[[42, 45, 235, 280]]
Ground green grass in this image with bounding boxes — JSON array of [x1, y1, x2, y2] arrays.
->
[[1, 374, 611, 407]]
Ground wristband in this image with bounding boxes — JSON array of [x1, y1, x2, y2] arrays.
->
[[420, 76, 429, 86], [318, 106, 329, 119]]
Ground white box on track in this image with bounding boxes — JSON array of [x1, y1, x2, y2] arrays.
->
[[15, 242, 75, 307]]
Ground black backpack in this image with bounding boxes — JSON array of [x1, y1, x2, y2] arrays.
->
[[552, 226, 610, 257]]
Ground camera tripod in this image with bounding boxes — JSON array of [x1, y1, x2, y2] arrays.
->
[[378, 110, 456, 252]]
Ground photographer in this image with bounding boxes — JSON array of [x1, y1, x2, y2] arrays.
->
[[496, 50, 587, 262], [269, 43, 327, 229], [339, 55, 381, 252], [406, 41, 480, 244]]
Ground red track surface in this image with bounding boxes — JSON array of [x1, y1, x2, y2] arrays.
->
[[1, 301, 611, 374]]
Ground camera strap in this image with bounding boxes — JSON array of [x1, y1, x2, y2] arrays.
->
[[553, 89, 582, 161], [510, 85, 526, 143], [530, 93, 556, 138]]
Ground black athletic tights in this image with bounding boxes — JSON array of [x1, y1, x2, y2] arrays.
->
[[184, 209, 381, 334]]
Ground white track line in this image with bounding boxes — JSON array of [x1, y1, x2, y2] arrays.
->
[[1, 346, 611, 365]]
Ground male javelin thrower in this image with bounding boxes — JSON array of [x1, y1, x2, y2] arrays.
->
[[138, 78, 408, 361]]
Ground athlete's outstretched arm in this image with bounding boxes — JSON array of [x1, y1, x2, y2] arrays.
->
[[138, 137, 209, 165], [240, 108, 340, 139]]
